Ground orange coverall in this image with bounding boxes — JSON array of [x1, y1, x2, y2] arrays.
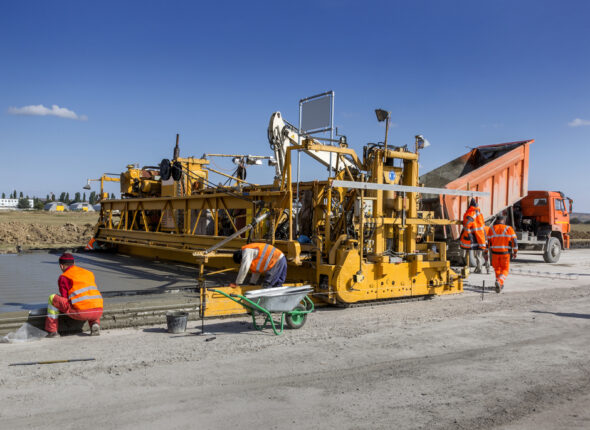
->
[[488, 224, 518, 288]]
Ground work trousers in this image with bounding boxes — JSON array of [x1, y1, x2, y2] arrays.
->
[[462, 249, 485, 272], [262, 256, 287, 288], [491, 254, 510, 287], [45, 294, 103, 334]]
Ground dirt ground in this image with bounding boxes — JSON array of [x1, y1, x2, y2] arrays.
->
[[1, 250, 590, 429], [0, 210, 588, 254], [0, 210, 97, 253], [571, 223, 590, 239]]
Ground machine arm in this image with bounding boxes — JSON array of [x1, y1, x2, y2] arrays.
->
[[268, 112, 356, 179]]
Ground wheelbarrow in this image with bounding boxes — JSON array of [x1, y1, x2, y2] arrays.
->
[[210, 286, 314, 335]]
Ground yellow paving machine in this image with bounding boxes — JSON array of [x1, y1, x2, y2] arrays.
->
[[91, 101, 486, 317]]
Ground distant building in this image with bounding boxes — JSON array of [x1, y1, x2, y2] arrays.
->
[[0, 198, 34, 210], [0, 199, 18, 209], [69, 202, 96, 212], [44, 201, 68, 212]]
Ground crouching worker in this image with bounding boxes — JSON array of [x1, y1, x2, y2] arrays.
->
[[45, 253, 103, 337], [232, 243, 287, 288]]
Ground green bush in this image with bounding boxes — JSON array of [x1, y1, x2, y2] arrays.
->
[[17, 198, 31, 209]]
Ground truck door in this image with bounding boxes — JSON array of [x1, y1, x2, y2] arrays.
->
[[554, 197, 570, 248], [554, 198, 567, 221]]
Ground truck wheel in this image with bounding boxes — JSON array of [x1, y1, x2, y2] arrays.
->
[[543, 237, 561, 263]]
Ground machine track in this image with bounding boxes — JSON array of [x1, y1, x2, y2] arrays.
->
[[333, 295, 434, 309]]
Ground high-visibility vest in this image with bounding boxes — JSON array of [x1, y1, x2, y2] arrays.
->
[[488, 224, 518, 255], [85, 238, 96, 250], [460, 205, 486, 249], [243, 243, 284, 274], [62, 266, 103, 310]]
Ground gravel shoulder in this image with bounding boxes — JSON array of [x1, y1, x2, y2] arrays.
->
[[2, 251, 590, 429]]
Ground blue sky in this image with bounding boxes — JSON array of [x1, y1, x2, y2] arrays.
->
[[1, 1, 589, 211]]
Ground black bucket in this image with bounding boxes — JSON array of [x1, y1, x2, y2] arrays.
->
[[166, 311, 188, 334]]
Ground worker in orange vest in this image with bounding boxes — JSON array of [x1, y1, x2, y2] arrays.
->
[[484, 224, 492, 274], [488, 216, 518, 293], [45, 253, 103, 337], [232, 243, 287, 288], [460, 198, 487, 273]]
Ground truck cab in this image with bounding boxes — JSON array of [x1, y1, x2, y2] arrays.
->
[[515, 191, 572, 262]]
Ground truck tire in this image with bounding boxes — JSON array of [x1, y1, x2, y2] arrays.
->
[[543, 237, 561, 263]]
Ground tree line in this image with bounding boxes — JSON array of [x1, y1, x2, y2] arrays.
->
[[2, 190, 116, 209]]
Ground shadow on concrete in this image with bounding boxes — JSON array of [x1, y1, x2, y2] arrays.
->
[[190, 320, 256, 334], [512, 258, 547, 264], [3, 302, 46, 311], [40, 252, 233, 293], [143, 327, 169, 334], [142, 320, 259, 336], [532, 310, 590, 319], [462, 285, 496, 294]]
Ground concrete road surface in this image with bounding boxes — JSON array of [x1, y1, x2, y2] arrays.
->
[[1, 249, 589, 429]]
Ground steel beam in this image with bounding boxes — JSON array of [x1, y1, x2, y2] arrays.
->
[[332, 180, 489, 197]]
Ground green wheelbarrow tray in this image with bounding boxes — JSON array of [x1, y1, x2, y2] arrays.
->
[[210, 286, 314, 335]]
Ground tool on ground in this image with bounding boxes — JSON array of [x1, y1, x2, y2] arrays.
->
[[9, 358, 96, 366], [211, 286, 314, 335]]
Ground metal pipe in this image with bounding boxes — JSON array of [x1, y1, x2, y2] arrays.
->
[[359, 174, 365, 272], [296, 99, 303, 236], [329, 91, 334, 178], [299, 90, 333, 103], [204, 267, 237, 276], [201, 211, 270, 255], [203, 154, 273, 159], [332, 180, 490, 197], [204, 167, 258, 186], [383, 116, 389, 160], [174, 134, 180, 160]]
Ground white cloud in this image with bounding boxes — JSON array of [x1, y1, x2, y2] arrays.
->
[[7, 104, 88, 121], [568, 118, 590, 127]]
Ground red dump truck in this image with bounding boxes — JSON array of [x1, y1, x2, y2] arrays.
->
[[420, 140, 572, 263]]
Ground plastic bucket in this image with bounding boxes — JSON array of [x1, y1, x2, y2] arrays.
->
[[166, 311, 188, 333]]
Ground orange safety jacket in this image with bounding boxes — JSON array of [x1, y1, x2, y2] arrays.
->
[[488, 224, 518, 255], [62, 266, 103, 310], [243, 243, 284, 274], [460, 205, 486, 250]]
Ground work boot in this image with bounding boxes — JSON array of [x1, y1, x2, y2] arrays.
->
[[91, 324, 101, 336], [473, 267, 482, 274], [46, 331, 60, 338], [495, 281, 501, 294]]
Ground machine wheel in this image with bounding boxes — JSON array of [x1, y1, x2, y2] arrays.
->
[[286, 304, 307, 330], [543, 237, 561, 263], [171, 161, 183, 181], [160, 159, 171, 180]]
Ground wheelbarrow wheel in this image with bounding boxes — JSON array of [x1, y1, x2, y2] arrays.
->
[[286, 304, 307, 329]]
